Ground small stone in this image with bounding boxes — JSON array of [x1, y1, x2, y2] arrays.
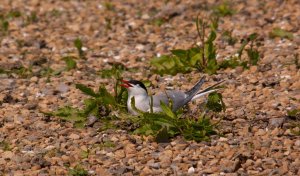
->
[[140, 166, 152, 176], [295, 140, 300, 147], [148, 163, 160, 169], [115, 150, 125, 158], [69, 133, 80, 140], [250, 66, 258, 73], [57, 83, 69, 93], [2, 151, 14, 159], [30, 76, 38, 83], [188, 166, 195, 174], [269, 118, 285, 129]]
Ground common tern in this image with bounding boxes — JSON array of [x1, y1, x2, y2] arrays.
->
[[121, 76, 223, 115]]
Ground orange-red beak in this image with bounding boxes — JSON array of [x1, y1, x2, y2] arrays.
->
[[120, 80, 132, 88]]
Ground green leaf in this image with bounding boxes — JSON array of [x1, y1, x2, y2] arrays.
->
[[160, 101, 176, 118], [62, 56, 77, 71], [74, 38, 83, 51], [76, 84, 98, 97], [246, 48, 260, 65], [206, 30, 217, 43], [171, 49, 187, 59], [205, 59, 218, 75], [98, 86, 116, 105], [248, 33, 258, 41], [206, 92, 226, 112], [74, 38, 85, 59], [83, 98, 98, 115]]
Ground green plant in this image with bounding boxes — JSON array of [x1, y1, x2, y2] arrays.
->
[[269, 28, 293, 40], [1, 20, 9, 34], [0, 10, 21, 36], [213, 2, 236, 17], [130, 90, 225, 142], [219, 33, 260, 69], [74, 38, 86, 59], [80, 149, 89, 159], [103, 2, 115, 11], [0, 66, 33, 78], [151, 16, 219, 75], [45, 72, 128, 128], [62, 56, 77, 71], [0, 140, 12, 151], [69, 165, 88, 176]]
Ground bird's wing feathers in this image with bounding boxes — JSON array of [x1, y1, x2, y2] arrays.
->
[[152, 90, 187, 112]]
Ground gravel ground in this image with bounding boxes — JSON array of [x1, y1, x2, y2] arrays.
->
[[0, 0, 299, 175]]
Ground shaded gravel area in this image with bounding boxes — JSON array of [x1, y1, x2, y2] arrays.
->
[[0, 0, 300, 175]]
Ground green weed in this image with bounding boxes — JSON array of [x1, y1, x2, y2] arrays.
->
[[213, 2, 236, 17], [74, 38, 86, 59], [219, 33, 260, 69], [0, 66, 33, 78], [269, 28, 293, 40], [62, 56, 77, 71], [151, 16, 219, 75], [103, 2, 115, 11], [68, 165, 88, 176], [0, 140, 12, 151]]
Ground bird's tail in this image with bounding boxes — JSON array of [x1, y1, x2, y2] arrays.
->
[[191, 80, 225, 101], [183, 76, 206, 105]]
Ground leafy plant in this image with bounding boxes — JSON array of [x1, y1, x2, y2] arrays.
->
[[69, 165, 88, 176], [46, 74, 128, 128], [74, 38, 86, 59], [151, 16, 219, 75], [269, 28, 293, 40]]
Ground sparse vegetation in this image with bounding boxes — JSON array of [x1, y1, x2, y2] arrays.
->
[[0, 140, 11, 151], [151, 16, 219, 75], [68, 165, 88, 176], [48, 70, 225, 142], [213, 2, 236, 17], [269, 28, 293, 40], [151, 16, 261, 75], [74, 38, 86, 59]]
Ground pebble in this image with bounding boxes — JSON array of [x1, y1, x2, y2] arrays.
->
[[69, 133, 80, 140]]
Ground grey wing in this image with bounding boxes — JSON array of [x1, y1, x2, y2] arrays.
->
[[152, 90, 188, 112]]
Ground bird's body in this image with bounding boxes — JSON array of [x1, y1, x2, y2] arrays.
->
[[121, 76, 223, 115], [127, 90, 187, 114]]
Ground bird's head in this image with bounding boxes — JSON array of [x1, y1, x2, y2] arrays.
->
[[120, 80, 148, 96]]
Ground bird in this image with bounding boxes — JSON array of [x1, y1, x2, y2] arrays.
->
[[120, 76, 224, 115]]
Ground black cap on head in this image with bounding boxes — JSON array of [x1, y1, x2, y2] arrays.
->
[[128, 80, 147, 93]]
